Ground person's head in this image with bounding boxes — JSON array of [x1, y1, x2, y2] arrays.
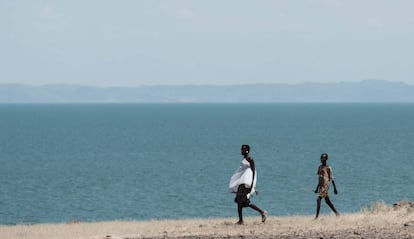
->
[[320, 153, 328, 163], [241, 144, 250, 156]]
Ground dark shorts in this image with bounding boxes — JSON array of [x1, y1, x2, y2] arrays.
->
[[235, 184, 250, 207]]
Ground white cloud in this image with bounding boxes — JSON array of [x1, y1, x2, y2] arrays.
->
[[158, 2, 169, 11], [38, 3, 57, 18], [178, 7, 196, 19]]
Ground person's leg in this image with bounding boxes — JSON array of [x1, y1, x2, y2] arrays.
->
[[249, 204, 268, 222], [235, 184, 247, 224], [324, 197, 339, 216], [237, 202, 244, 224], [315, 196, 322, 219], [249, 203, 263, 213]]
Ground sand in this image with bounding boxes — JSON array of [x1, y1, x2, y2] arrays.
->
[[1, 201, 413, 239]]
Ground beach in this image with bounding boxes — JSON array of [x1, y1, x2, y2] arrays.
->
[[1, 201, 413, 239]]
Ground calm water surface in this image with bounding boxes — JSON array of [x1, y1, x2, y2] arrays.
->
[[0, 103, 413, 224]]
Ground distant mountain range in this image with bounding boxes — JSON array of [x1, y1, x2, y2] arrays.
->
[[1, 80, 413, 103]]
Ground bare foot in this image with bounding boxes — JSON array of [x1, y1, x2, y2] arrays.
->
[[261, 211, 268, 223]]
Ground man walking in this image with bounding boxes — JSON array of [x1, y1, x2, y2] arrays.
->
[[229, 144, 267, 224], [315, 153, 339, 219]]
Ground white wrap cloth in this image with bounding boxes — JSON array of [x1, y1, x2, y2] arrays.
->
[[229, 158, 257, 195]]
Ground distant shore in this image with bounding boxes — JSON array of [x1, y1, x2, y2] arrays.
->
[[1, 201, 413, 239]]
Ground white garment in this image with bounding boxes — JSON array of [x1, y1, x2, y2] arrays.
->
[[228, 158, 257, 194]]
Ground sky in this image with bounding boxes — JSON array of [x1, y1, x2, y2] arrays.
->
[[1, 0, 414, 87]]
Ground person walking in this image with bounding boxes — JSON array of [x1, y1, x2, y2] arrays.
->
[[229, 144, 267, 224], [314, 152, 339, 219]]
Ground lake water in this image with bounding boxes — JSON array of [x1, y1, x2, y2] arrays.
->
[[0, 103, 413, 225]]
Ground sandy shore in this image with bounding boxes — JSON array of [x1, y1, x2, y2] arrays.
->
[[1, 201, 413, 239]]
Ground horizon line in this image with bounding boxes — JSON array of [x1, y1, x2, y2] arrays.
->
[[0, 79, 412, 88]]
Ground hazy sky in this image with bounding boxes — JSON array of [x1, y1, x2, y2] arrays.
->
[[1, 1, 414, 87]]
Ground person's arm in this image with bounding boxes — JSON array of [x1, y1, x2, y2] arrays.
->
[[315, 166, 320, 193], [248, 157, 255, 195], [329, 166, 338, 194], [332, 180, 338, 194]]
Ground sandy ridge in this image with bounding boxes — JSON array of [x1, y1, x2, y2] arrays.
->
[[1, 201, 413, 239]]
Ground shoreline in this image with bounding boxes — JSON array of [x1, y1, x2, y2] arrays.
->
[[1, 202, 413, 239]]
